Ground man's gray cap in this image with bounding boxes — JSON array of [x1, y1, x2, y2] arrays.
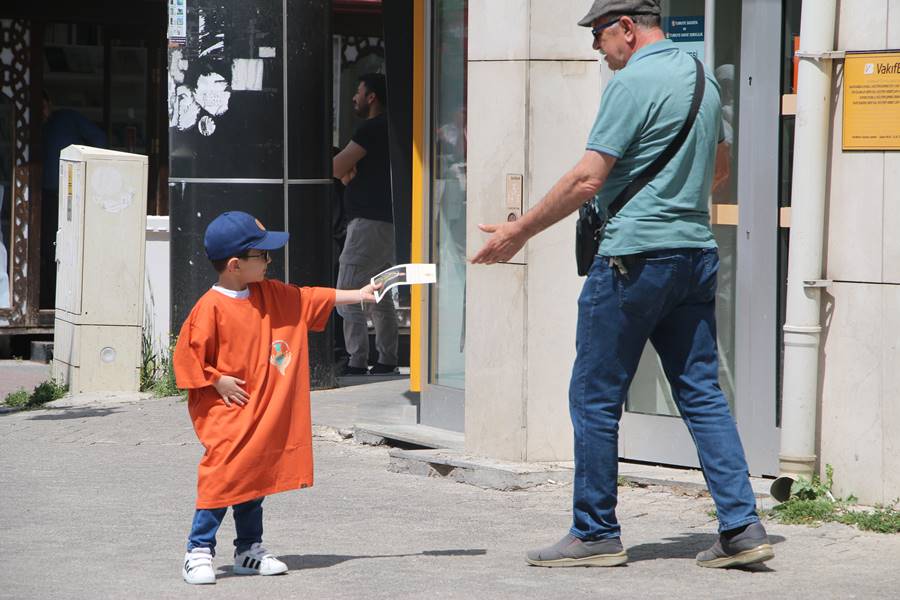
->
[[577, 0, 661, 27]]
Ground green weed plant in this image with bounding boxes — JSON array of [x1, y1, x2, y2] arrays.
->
[[140, 330, 184, 399], [770, 464, 900, 533], [4, 388, 29, 407], [3, 379, 68, 409]]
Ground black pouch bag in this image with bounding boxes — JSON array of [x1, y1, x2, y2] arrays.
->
[[575, 201, 603, 277], [574, 56, 705, 276]]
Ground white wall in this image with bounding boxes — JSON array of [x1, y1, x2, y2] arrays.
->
[[818, 0, 900, 504], [465, 0, 599, 461], [145, 216, 170, 363]]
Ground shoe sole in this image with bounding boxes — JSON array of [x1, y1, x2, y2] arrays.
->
[[696, 544, 774, 569], [526, 551, 628, 568], [233, 565, 289, 576], [182, 570, 215, 585]]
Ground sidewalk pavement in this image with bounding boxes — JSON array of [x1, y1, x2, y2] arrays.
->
[[0, 360, 51, 401], [2, 379, 899, 599]]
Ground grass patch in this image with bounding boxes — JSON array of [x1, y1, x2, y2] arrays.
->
[[31, 379, 68, 406], [771, 498, 837, 525], [768, 465, 900, 533], [4, 388, 30, 407], [140, 333, 185, 399], [3, 379, 68, 409], [837, 505, 900, 534]]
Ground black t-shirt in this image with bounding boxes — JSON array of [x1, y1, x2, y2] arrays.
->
[[344, 113, 393, 223]]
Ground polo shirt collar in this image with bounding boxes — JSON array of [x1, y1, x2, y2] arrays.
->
[[627, 38, 676, 66]]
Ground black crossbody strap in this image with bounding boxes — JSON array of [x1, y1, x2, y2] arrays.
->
[[606, 56, 705, 219]]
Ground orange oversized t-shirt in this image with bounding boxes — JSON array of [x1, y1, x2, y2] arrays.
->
[[173, 279, 335, 509]]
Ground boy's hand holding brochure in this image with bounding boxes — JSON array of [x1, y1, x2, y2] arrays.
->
[[370, 264, 437, 303]]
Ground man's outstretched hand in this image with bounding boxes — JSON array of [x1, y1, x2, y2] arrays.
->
[[470, 221, 529, 265]]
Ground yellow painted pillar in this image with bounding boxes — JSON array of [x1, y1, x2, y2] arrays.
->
[[410, 0, 426, 392]]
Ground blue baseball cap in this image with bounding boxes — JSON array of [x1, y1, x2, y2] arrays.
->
[[204, 211, 289, 261]]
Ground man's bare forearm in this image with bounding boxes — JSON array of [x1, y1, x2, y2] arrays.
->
[[470, 151, 615, 265], [519, 167, 603, 238]]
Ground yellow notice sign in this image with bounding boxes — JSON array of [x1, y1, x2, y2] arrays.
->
[[843, 51, 900, 150]]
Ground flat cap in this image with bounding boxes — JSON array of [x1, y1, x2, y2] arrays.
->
[[577, 0, 661, 27]]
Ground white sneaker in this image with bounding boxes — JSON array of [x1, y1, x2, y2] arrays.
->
[[182, 548, 215, 585], [233, 542, 288, 576]]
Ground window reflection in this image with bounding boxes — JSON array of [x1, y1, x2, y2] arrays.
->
[[0, 93, 13, 310], [429, 0, 467, 389], [627, 0, 741, 416]]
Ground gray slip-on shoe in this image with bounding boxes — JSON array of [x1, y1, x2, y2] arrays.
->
[[526, 534, 628, 567], [696, 521, 774, 568]]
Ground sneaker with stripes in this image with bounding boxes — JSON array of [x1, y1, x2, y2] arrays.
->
[[182, 547, 216, 585], [233, 543, 288, 576]]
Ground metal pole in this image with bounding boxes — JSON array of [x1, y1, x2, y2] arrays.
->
[[772, 0, 838, 501]]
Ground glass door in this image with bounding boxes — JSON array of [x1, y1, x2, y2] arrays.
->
[[619, 0, 781, 475], [420, 0, 467, 431]]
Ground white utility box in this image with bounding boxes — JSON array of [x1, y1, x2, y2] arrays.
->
[[52, 145, 148, 393]]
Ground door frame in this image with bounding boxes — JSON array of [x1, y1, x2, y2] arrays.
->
[[732, 0, 781, 475], [419, 0, 466, 433]]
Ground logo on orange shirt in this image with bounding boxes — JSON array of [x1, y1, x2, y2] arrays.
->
[[270, 340, 292, 375]]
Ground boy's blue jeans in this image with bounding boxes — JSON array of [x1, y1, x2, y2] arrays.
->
[[569, 248, 758, 540], [187, 497, 264, 556]]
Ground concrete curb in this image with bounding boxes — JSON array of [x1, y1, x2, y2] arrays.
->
[[352, 424, 464, 450], [386, 447, 777, 511], [387, 448, 574, 491], [45, 392, 152, 408]]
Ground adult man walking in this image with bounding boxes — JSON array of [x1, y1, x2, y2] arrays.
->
[[472, 0, 773, 569], [333, 73, 398, 375]]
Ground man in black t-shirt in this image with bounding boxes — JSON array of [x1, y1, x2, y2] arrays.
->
[[332, 73, 398, 375]]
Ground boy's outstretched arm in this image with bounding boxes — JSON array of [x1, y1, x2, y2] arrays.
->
[[334, 282, 381, 306]]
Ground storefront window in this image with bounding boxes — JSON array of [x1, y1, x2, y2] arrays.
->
[[429, 0, 467, 389], [0, 94, 12, 309]]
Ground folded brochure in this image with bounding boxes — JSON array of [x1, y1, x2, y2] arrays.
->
[[371, 263, 437, 303]]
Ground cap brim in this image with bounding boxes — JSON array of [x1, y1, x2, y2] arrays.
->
[[249, 230, 290, 250], [577, 11, 599, 27]]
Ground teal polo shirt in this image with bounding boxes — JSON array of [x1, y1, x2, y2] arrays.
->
[[587, 39, 723, 256]]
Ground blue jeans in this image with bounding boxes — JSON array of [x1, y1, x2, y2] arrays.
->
[[187, 497, 264, 555], [569, 248, 758, 540]]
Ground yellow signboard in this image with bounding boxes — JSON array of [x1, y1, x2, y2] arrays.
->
[[843, 51, 900, 150]]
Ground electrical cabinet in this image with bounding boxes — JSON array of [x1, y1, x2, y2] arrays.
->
[[52, 145, 148, 393]]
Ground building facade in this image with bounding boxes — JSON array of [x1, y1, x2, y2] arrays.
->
[[415, 0, 900, 505], [1, 0, 896, 505]]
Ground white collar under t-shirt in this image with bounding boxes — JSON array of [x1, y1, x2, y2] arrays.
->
[[212, 285, 250, 300]]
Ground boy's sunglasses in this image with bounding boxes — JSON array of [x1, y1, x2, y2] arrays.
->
[[239, 250, 270, 262]]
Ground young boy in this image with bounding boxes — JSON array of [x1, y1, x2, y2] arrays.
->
[[174, 211, 379, 584]]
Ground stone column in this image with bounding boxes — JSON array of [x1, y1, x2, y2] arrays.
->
[[465, 0, 600, 461]]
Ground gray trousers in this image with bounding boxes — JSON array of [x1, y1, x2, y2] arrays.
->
[[336, 218, 398, 368]]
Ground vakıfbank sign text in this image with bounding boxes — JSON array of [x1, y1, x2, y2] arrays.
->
[[843, 51, 900, 150]]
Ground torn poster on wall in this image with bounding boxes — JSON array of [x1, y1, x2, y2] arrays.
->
[[167, 3, 277, 135], [168, 0, 187, 42]]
